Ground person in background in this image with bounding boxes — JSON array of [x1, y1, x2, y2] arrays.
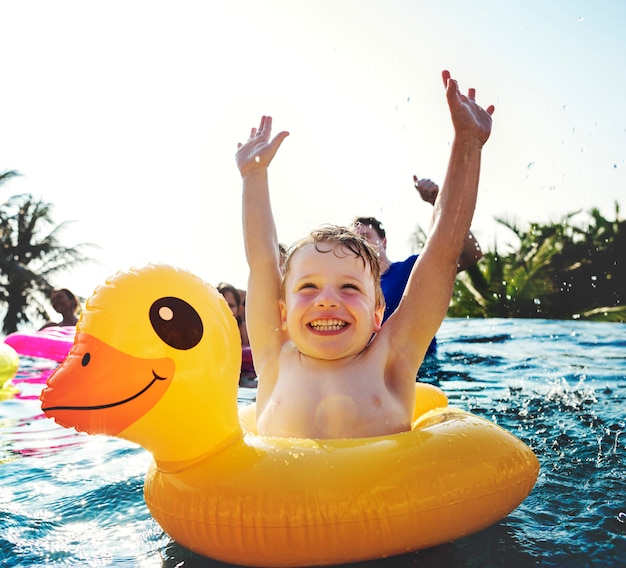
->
[[236, 288, 250, 346], [352, 178, 483, 355], [217, 282, 256, 385], [413, 175, 483, 272], [40, 288, 80, 330]]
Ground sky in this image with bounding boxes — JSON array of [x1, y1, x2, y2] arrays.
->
[[1, 0, 625, 301]]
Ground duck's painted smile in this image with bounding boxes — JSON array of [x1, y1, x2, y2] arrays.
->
[[41, 333, 174, 436], [42, 369, 168, 412]]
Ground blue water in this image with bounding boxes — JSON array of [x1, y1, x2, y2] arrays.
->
[[1, 319, 624, 567]]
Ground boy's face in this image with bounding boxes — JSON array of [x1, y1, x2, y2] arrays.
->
[[280, 242, 383, 360]]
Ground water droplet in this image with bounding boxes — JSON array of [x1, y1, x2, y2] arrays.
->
[[527, 162, 535, 169], [618, 512, 626, 523]]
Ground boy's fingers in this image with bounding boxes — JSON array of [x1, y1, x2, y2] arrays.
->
[[271, 131, 290, 149], [260, 115, 272, 135]]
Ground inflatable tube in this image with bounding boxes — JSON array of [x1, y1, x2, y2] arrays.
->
[[41, 264, 539, 567], [5, 326, 75, 362], [0, 343, 19, 401]]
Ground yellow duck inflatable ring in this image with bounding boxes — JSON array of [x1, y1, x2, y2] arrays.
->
[[41, 264, 539, 567]]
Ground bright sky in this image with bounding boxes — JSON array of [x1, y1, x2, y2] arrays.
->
[[1, 0, 624, 300]]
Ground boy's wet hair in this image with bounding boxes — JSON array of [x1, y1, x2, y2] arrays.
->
[[351, 217, 386, 240], [281, 225, 385, 309]]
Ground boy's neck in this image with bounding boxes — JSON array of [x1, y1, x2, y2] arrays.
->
[[296, 342, 373, 367]]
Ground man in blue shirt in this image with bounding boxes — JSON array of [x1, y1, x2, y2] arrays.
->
[[352, 177, 483, 354]]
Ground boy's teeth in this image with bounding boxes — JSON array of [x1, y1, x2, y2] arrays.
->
[[310, 319, 346, 331]]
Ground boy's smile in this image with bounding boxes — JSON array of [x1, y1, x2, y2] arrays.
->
[[308, 318, 347, 333]]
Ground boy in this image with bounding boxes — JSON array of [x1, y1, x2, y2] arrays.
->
[[236, 70, 494, 439]]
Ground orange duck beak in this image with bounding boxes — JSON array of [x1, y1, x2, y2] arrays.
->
[[41, 332, 174, 436]]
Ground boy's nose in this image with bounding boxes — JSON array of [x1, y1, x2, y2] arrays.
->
[[315, 290, 339, 308]]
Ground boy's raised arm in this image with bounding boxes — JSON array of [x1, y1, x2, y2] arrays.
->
[[387, 71, 494, 375], [236, 116, 289, 371]]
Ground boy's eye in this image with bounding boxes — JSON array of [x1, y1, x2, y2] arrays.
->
[[341, 283, 361, 292], [297, 282, 317, 291]]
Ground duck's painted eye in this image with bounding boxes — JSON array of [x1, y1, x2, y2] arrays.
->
[[149, 297, 203, 350]]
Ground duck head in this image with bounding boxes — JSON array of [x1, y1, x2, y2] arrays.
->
[[41, 264, 242, 467]]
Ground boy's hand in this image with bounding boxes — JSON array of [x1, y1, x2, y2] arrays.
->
[[236, 116, 289, 176], [442, 70, 494, 148]]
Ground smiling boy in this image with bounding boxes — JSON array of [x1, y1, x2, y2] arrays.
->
[[236, 70, 494, 439]]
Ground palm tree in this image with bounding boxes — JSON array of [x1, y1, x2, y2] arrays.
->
[[0, 170, 20, 188], [451, 216, 569, 318], [550, 205, 626, 321], [448, 206, 625, 321], [0, 187, 96, 333]]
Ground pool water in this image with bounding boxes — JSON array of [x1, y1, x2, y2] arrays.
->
[[1, 319, 624, 567]]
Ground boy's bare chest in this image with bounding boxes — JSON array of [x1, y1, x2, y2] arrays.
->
[[259, 351, 407, 438]]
